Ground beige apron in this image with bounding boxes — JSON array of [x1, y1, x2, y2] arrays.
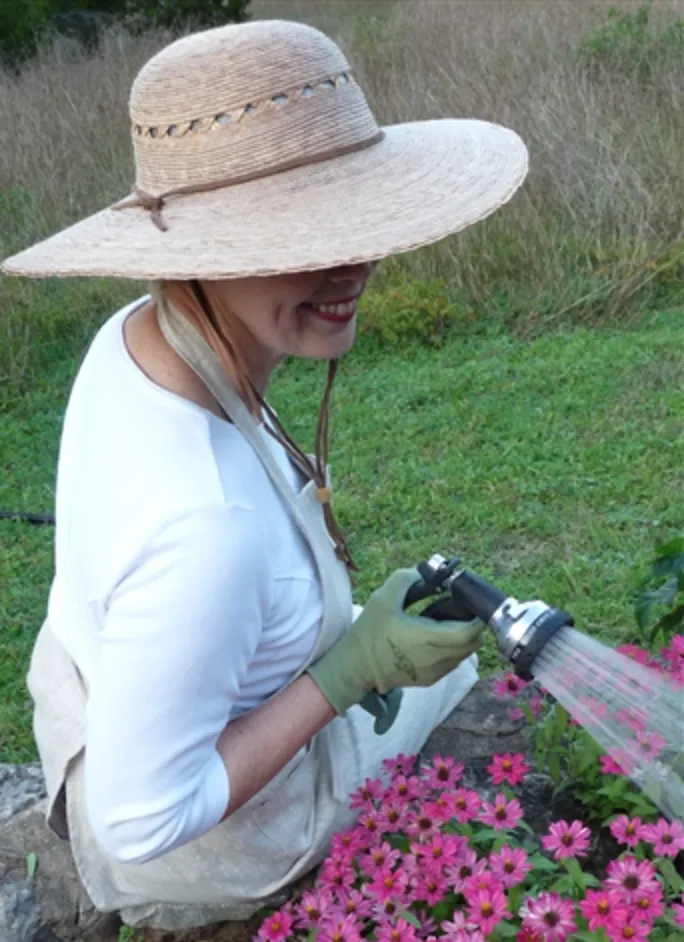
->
[[27, 298, 479, 931]]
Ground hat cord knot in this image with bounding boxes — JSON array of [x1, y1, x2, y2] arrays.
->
[[111, 186, 168, 231]]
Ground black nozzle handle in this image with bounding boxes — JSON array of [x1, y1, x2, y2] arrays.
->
[[449, 569, 508, 623]]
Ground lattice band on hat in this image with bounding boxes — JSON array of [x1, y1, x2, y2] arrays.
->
[[133, 71, 356, 141]]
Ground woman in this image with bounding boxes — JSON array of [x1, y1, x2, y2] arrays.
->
[[2, 18, 528, 932]]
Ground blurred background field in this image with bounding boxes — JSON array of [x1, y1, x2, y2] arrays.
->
[[1, 1, 683, 760]]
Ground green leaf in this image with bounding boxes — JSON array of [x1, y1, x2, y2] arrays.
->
[[472, 827, 502, 844], [396, 910, 421, 928], [25, 852, 37, 879], [549, 750, 562, 784], [529, 853, 560, 872], [564, 856, 586, 887], [656, 858, 684, 893], [549, 875, 575, 894], [655, 601, 684, 633], [492, 923, 520, 939]]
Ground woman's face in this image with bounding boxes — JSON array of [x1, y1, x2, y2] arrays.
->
[[202, 261, 377, 389]]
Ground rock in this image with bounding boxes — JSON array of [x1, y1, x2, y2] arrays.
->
[[0, 765, 47, 821], [0, 796, 120, 941], [0, 879, 54, 942]]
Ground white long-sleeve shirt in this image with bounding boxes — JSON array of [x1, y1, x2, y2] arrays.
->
[[47, 298, 324, 863]]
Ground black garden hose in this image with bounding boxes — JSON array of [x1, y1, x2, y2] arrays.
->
[[0, 510, 55, 525]]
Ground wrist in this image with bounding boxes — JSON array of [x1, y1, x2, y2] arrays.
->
[[306, 654, 370, 717]]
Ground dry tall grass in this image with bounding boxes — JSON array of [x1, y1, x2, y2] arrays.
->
[[1, 1, 683, 388]]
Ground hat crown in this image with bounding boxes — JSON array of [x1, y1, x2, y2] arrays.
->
[[129, 20, 381, 195]]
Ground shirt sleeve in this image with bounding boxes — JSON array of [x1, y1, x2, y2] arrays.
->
[[84, 504, 271, 864]]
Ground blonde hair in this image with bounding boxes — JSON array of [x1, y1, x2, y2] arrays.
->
[[155, 279, 356, 571]]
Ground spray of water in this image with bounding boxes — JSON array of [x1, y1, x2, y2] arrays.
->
[[531, 627, 684, 822]]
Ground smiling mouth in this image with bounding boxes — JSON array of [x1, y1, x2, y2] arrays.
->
[[300, 295, 360, 321]]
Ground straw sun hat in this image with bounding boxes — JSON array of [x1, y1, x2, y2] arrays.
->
[[2, 19, 529, 281]]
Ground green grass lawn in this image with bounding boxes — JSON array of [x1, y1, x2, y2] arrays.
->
[[2, 308, 683, 763]]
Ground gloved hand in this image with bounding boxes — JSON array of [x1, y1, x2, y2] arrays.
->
[[307, 568, 484, 720]]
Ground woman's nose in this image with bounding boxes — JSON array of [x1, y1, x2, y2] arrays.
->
[[329, 261, 377, 283]]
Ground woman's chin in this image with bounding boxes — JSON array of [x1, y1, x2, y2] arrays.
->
[[305, 320, 357, 359]]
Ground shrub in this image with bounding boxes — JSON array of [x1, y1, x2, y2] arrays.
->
[[358, 279, 475, 349], [124, 0, 250, 31], [0, 0, 51, 65], [578, 2, 684, 82], [635, 537, 684, 649], [0, 0, 251, 67]]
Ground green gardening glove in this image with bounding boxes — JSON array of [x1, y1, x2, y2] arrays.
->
[[359, 687, 404, 735], [307, 568, 485, 719]]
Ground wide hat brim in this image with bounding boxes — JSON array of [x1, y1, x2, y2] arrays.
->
[[2, 119, 528, 281]]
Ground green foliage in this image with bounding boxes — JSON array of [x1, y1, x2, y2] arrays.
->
[[0, 0, 51, 65], [117, 928, 143, 942], [634, 537, 684, 647], [123, 0, 250, 32], [578, 2, 684, 81], [0, 0, 250, 67], [357, 278, 473, 348]]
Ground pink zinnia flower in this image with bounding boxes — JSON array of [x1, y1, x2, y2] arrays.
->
[[445, 848, 488, 893], [440, 911, 471, 933], [631, 887, 664, 922], [487, 752, 530, 786], [338, 888, 373, 920], [521, 892, 577, 942], [386, 774, 424, 804], [616, 644, 651, 664], [633, 730, 667, 760], [412, 869, 449, 906], [541, 819, 591, 859], [672, 894, 684, 927], [405, 807, 440, 842], [422, 755, 465, 790], [350, 777, 386, 809], [516, 931, 542, 942], [466, 887, 511, 935], [258, 909, 294, 942], [605, 915, 651, 942], [318, 914, 362, 942], [640, 817, 684, 857], [330, 829, 367, 860], [489, 845, 532, 888], [578, 888, 628, 932], [423, 790, 462, 823], [356, 809, 383, 843], [319, 858, 356, 892], [478, 793, 524, 831], [411, 833, 466, 866], [365, 865, 410, 904], [606, 856, 659, 901], [375, 917, 418, 942], [382, 753, 417, 777], [372, 898, 400, 922], [614, 706, 650, 734], [376, 799, 409, 834], [493, 672, 529, 699], [601, 753, 626, 776], [451, 787, 481, 824], [609, 816, 646, 849], [462, 869, 497, 901], [294, 888, 335, 929], [359, 840, 402, 875]]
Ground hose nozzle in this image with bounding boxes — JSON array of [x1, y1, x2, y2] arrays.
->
[[408, 555, 574, 680]]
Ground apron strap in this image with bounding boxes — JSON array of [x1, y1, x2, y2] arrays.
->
[[156, 293, 304, 521]]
